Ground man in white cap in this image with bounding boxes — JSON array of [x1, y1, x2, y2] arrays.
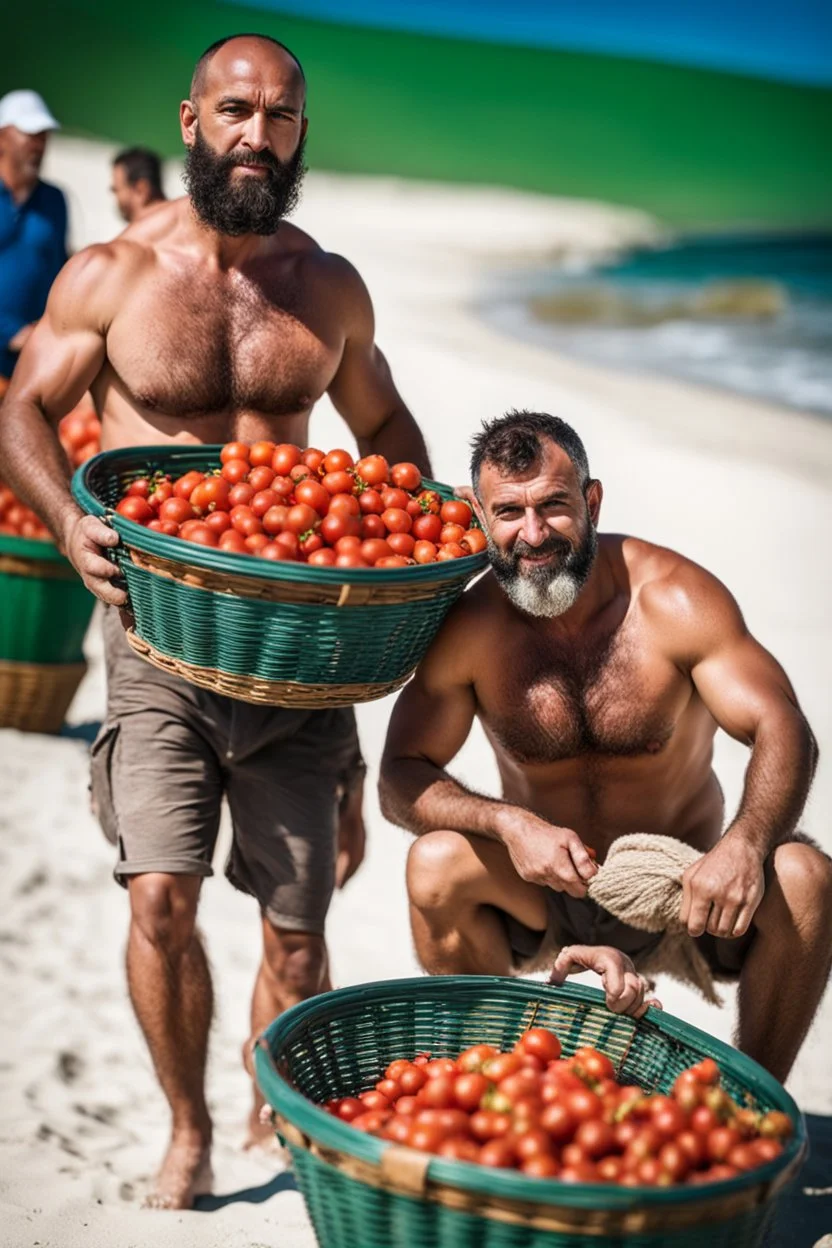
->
[[0, 90, 66, 379]]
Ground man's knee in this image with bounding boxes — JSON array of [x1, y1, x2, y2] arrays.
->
[[128, 873, 200, 957], [406, 830, 471, 912], [771, 842, 832, 905], [262, 926, 327, 998]]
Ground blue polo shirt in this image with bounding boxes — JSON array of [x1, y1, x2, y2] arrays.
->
[[0, 177, 68, 379]]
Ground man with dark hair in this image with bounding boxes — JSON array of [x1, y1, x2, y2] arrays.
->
[[381, 408, 831, 1085], [0, 33, 430, 1209], [111, 147, 166, 224]]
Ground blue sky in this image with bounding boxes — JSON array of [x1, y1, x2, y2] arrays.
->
[[231, 0, 832, 86]]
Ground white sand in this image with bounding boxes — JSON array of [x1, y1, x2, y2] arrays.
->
[[1, 137, 830, 1248]]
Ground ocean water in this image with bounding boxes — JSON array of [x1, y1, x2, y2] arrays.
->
[[484, 234, 832, 416]]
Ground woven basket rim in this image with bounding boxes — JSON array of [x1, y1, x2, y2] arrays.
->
[[72, 447, 488, 587], [0, 530, 66, 564], [254, 975, 806, 1212]]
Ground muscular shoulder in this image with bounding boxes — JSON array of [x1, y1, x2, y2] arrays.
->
[[629, 537, 747, 666], [280, 227, 372, 327], [47, 239, 147, 330], [415, 571, 502, 692]]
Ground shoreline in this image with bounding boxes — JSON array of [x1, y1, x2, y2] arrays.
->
[[1, 137, 829, 1248]]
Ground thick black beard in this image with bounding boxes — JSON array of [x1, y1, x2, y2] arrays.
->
[[184, 129, 307, 236], [487, 516, 598, 608]]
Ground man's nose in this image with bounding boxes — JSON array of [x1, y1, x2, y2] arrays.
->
[[519, 509, 546, 547], [241, 111, 269, 152]]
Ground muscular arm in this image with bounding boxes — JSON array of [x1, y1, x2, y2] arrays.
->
[[0, 246, 125, 603], [379, 602, 595, 896], [325, 258, 432, 474]]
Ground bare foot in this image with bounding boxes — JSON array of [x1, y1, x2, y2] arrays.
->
[[143, 1131, 213, 1210]]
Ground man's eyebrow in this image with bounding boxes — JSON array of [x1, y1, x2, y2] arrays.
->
[[215, 95, 301, 115]]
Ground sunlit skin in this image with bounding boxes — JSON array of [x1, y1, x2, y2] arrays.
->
[[381, 438, 830, 1086], [0, 35, 429, 1211]]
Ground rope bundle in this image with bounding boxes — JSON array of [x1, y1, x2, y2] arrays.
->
[[586, 833, 724, 1005]]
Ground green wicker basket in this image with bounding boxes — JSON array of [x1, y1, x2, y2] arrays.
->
[[71, 447, 487, 707], [254, 976, 806, 1248], [0, 531, 95, 664]]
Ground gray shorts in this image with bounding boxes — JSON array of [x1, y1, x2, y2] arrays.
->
[[90, 608, 363, 932]]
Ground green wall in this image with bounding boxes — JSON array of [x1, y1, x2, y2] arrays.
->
[[3, 0, 830, 227]]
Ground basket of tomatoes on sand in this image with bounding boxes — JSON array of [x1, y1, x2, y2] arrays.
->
[[0, 390, 100, 732], [71, 441, 488, 707], [254, 976, 804, 1248]]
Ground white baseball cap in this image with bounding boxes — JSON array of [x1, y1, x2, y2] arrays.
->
[[0, 90, 60, 135]]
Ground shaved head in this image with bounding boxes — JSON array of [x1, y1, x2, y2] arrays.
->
[[190, 33, 306, 106]]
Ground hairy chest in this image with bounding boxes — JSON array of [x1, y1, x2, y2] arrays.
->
[[481, 624, 685, 765], [106, 269, 341, 418]]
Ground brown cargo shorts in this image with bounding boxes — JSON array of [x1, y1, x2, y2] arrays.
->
[[90, 608, 363, 932]]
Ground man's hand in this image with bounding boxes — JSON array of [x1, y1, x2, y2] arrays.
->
[[549, 945, 662, 1018], [335, 780, 366, 889], [64, 513, 127, 606], [499, 811, 597, 898], [679, 835, 765, 940], [8, 322, 37, 353]]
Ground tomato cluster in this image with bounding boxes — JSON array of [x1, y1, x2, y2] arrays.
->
[[115, 442, 486, 567], [0, 404, 101, 541], [320, 1031, 792, 1186]]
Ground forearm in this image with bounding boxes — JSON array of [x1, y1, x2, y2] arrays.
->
[[380, 755, 514, 840], [726, 709, 818, 855], [0, 397, 81, 547], [360, 406, 432, 476]]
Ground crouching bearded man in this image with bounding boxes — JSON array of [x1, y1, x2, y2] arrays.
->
[[380, 409, 832, 1083]]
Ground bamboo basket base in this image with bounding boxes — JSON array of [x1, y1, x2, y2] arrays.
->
[[0, 659, 87, 733], [126, 630, 415, 707]]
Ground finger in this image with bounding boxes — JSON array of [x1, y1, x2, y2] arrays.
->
[[552, 850, 587, 899], [732, 905, 755, 939], [706, 905, 724, 937], [715, 906, 739, 939], [81, 553, 121, 580], [567, 835, 598, 882], [679, 869, 693, 929], [595, 951, 626, 1002], [549, 945, 587, 984], [633, 994, 662, 1019], [83, 517, 120, 547], [90, 578, 129, 606], [686, 896, 712, 939]]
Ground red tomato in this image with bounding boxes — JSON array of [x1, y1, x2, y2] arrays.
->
[[387, 532, 415, 557], [222, 458, 250, 484], [416, 489, 441, 515], [148, 480, 173, 509], [336, 551, 368, 568], [275, 531, 300, 558], [307, 548, 336, 566], [204, 510, 232, 535], [519, 1029, 562, 1064], [424, 1059, 457, 1080], [271, 475, 295, 499], [290, 463, 310, 483], [159, 497, 195, 525], [521, 1154, 560, 1178], [221, 441, 250, 464], [453, 1073, 489, 1113], [147, 519, 164, 532], [560, 1160, 599, 1183], [540, 1101, 578, 1144], [437, 542, 466, 560], [335, 536, 363, 554], [183, 522, 218, 547], [284, 504, 320, 535], [328, 493, 361, 517], [116, 496, 154, 524], [413, 540, 438, 564], [355, 455, 390, 487], [321, 470, 354, 496], [380, 486, 409, 511], [456, 1045, 500, 1074], [512, 1128, 554, 1163], [707, 1127, 742, 1163], [390, 461, 422, 491], [383, 1117, 413, 1144], [300, 533, 324, 556], [636, 1157, 670, 1187], [759, 1112, 793, 1140], [258, 541, 291, 561], [690, 1106, 720, 1137], [359, 1090, 390, 1112], [228, 483, 255, 508], [351, 1110, 389, 1134], [482, 1053, 523, 1082], [295, 480, 331, 514], [673, 1072, 704, 1112], [596, 1156, 624, 1183], [412, 513, 442, 543], [321, 512, 353, 545], [272, 444, 303, 475], [651, 1100, 688, 1139], [157, 519, 181, 537], [564, 1086, 603, 1125], [437, 1136, 480, 1163], [191, 477, 230, 513], [382, 507, 412, 534], [245, 533, 269, 553], [219, 531, 248, 554], [395, 1096, 420, 1116], [498, 1070, 542, 1103], [251, 488, 282, 519], [441, 499, 473, 528], [321, 448, 354, 473], [375, 1078, 403, 1102], [301, 447, 325, 473], [726, 1143, 760, 1172], [173, 471, 204, 500], [399, 1066, 427, 1095], [230, 506, 263, 538], [752, 1138, 784, 1164], [469, 1111, 511, 1142], [478, 1139, 515, 1169], [249, 440, 276, 468], [360, 538, 394, 565], [406, 497, 424, 518], [360, 514, 387, 539], [262, 505, 289, 535], [407, 1122, 446, 1153], [421, 1075, 457, 1110], [375, 556, 411, 567], [247, 465, 275, 492], [690, 1058, 721, 1086], [126, 477, 152, 498], [440, 522, 466, 545], [658, 1141, 690, 1181], [358, 489, 384, 515], [575, 1119, 616, 1159]]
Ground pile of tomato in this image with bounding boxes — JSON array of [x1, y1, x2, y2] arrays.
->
[[320, 1029, 792, 1186], [114, 441, 486, 567], [0, 404, 101, 541]]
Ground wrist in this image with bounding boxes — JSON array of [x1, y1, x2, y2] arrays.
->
[[723, 823, 769, 860]]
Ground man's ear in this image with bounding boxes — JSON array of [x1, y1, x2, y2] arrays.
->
[[586, 479, 603, 525], [180, 99, 197, 148]]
